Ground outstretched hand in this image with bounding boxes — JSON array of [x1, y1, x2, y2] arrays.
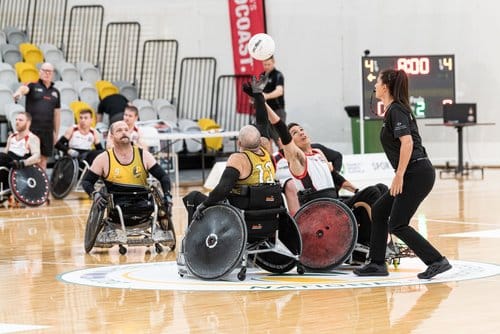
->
[[251, 73, 269, 93]]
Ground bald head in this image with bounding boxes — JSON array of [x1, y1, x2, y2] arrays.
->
[[238, 125, 261, 150]]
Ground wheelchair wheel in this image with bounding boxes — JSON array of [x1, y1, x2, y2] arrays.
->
[[150, 185, 176, 250], [294, 198, 358, 271], [183, 204, 247, 280], [50, 157, 78, 199], [84, 200, 106, 253], [254, 214, 302, 274], [9, 165, 49, 206]]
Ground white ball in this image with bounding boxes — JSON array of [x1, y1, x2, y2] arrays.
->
[[248, 33, 275, 61]]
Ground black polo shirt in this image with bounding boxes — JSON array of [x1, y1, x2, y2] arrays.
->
[[380, 102, 427, 170], [97, 94, 129, 118], [25, 80, 61, 130], [261, 68, 285, 111]]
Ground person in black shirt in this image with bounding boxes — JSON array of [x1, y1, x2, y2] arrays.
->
[[354, 69, 451, 279], [13, 62, 60, 170], [97, 93, 129, 125], [261, 56, 285, 121]]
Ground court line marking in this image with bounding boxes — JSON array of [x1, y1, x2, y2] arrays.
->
[[0, 323, 50, 333]]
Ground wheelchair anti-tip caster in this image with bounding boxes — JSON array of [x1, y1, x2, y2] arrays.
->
[[155, 243, 163, 253], [237, 267, 247, 281], [296, 264, 305, 275], [119, 244, 127, 255]]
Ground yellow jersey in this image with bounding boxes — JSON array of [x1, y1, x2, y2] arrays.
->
[[105, 146, 148, 188], [236, 147, 275, 186]]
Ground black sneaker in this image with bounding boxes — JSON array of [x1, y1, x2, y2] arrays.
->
[[417, 257, 452, 279], [353, 262, 389, 276]]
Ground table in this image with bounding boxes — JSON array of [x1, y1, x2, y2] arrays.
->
[[157, 130, 240, 185], [426, 122, 495, 177]]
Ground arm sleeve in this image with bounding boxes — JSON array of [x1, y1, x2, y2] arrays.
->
[[94, 143, 103, 150], [331, 170, 346, 190], [81, 170, 100, 196], [273, 119, 292, 145], [149, 163, 171, 194], [204, 167, 240, 206]]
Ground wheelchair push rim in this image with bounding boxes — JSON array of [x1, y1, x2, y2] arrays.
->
[[84, 200, 106, 253]]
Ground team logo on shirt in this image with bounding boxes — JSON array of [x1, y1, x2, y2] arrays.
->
[[52, 91, 59, 98], [133, 166, 142, 178]]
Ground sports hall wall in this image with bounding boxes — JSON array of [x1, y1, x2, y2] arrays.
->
[[17, 0, 500, 165]]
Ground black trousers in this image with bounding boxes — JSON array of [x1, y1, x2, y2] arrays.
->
[[369, 159, 443, 265]]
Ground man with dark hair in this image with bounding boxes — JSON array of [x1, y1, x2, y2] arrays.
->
[[13, 62, 60, 170], [54, 108, 103, 165]]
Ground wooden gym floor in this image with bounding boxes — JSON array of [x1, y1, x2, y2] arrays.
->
[[1, 168, 500, 333]]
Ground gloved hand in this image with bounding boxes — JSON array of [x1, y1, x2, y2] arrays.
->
[[93, 191, 108, 211], [163, 192, 173, 215], [8, 159, 25, 169], [251, 73, 269, 94], [242, 82, 253, 97], [192, 202, 207, 222], [67, 149, 79, 158]]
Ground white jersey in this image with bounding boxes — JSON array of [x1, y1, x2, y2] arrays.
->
[[273, 151, 293, 187], [8, 133, 31, 157], [69, 127, 95, 150], [276, 149, 334, 192]]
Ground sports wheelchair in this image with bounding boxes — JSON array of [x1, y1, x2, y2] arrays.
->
[[0, 164, 49, 207], [177, 183, 303, 281], [84, 185, 176, 255]]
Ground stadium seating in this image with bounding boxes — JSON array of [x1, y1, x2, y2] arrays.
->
[[0, 44, 22, 66], [19, 43, 44, 65], [74, 80, 99, 111], [76, 62, 101, 84], [95, 80, 119, 100], [15, 62, 39, 83], [153, 98, 178, 125], [132, 98, 157, 121], [54, 80, 79, 106], [70, 100, 96, 127]]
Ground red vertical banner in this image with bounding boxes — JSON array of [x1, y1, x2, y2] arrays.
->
[[228, 0, 266, 76]]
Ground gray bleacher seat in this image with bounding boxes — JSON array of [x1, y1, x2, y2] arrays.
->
[[5, 103, 25, 131], [55, 62, 79, 84], [39, 43, 65, 65], [0, 62, 19, 90], [74, 80, 99, 111], [0, 32, 6, 45], [58, 104, 76, 137], [3, 26, 28, 46], [0, 83, 14, 118], [54, 81, 79, 106], [114, 80, 138, 101], [178, 118, 202, 152], [76, 61, 101, 85], [132, 98, 157, 121], [153, 98, 178, 125], [0, 44, 22, 67]]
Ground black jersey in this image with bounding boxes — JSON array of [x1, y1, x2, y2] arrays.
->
[[380, 102, 427, 170], [25, 80, 61, 129], [261, 68, 285, 111]]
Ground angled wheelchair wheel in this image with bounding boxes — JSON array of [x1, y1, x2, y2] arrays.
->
[[184, 204, 247, 280], [254, 214, 302, 274], [50, 157, 79, 199], [150, 185, 176, 250], [294, 198, 358, 271], [84, 200, 106, 253], [9, 165, 49, 206]]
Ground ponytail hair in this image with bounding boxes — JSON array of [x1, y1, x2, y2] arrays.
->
[[379, 69, 411, 113]]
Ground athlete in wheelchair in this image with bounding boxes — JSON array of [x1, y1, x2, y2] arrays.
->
[[51, 108, 104, 199], [178, 125, 302, 281], [0, 112, 49, 207], [81, 121, 175, 255]]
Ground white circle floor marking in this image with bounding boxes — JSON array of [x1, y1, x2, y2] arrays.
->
[[58, 258, 500, 291]]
